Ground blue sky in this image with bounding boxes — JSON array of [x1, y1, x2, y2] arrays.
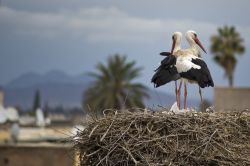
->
[[0, 0, 250, 101]]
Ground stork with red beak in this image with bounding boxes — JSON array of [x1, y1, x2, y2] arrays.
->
[[151, 32, 182, 105], [152, 31, 213, 109], [186, 30, 207, 56], [174, 30, 214, 109]]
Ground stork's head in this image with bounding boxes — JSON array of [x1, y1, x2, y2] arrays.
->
[[186, 30, 207, 54], [171, 31, 182, 54]]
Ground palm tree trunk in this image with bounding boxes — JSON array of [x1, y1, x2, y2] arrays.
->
[[227, 59, 234, 87], [229, 74, 234, 87]]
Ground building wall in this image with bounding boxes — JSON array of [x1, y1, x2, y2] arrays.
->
[[0, 90, 4, 107], [214, 87, 250, 111], [0, 143, 74, 166]]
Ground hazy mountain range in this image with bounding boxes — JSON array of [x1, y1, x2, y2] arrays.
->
[[2, 70, 198, 110]]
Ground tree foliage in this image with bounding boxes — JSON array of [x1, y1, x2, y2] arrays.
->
[[83, 54, 149, 114], [33, 89, 41, 111], [210, 25, 245, 86]]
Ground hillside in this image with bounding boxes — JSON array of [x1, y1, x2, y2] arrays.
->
[[2, 70, 198, 109], [4, 70, 91, 109]]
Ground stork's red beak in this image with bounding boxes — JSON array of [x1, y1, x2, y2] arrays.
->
[[194, 37, 207, 54], [171, 39, 176, 54]]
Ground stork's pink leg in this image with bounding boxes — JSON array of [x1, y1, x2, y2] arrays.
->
[[184, 82, 187, 109], [177, 80, 183, 109], [175, 81, 178, 106], [199, 86, 203, 103]]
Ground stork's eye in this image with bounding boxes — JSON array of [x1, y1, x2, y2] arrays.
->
[[194, 33, 197, 37], [172, 35, 175, 40]]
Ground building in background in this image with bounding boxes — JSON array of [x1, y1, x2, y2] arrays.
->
[[214, 87, 250, 111]]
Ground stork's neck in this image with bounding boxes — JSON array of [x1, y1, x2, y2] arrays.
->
[[173, 40, 181, 53], [187, 38, 200, 56], [173, 45, 181, 53]]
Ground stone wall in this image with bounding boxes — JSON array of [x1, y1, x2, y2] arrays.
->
[[0, 143, 74, 166], [214, 87, 250, 111]]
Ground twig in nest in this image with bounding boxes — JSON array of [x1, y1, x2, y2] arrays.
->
[[121, 145, 138, 165], [88, 124, 99, 138], [100, 120, 114, 142], [202, 129, 218, 155], [96, 145, 118, 166], [86, 149, 101, 157]]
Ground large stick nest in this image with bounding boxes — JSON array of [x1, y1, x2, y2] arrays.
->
[[74, 109, 250, 166]]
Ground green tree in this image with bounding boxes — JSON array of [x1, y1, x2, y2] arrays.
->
[[210, 25, 245, 86], [83, 54, 149, 114], [33, 89, 41, 111]]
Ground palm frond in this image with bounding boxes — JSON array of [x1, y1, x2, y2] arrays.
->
[[83, 54, 149, 113], [210, 25, 245, 86]]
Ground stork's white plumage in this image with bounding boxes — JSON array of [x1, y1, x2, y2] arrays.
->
[[152, 30, 213, 110], [171, 32, 182, 106], [151, 32, 182, 106], [175, 55, 201, 73], [172, 30, 213, 109], [185, 30, 206, 107], [171, 32, 182, 53], [185, 30, 207, 56]]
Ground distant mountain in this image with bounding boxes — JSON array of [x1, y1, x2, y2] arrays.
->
[[3, 70, 199, 110], [4, 82, 88, 109], [6, 70, 92, 89], [4, 70, 93, 109]]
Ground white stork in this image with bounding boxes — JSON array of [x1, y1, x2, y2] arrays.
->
[[174, 31, 214, 109], [152, 31, 214, 109], [151, 32, 182, 106]]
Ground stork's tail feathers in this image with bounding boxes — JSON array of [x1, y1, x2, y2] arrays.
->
[[181, 58, 214, 89], [199, 74, 214, 88], [151, 67, 179, 88], [180, 69, 214, 88]]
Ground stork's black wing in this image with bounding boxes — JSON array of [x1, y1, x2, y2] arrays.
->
[[151, 55, 180, 88], [156, 54, 176, 71], [180, 58, 214, 88]]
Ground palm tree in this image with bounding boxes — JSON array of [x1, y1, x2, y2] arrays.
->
[[83, 54, 149, 114], [210, 25, 245, 87]]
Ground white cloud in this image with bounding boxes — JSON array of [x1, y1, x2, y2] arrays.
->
[[0, 6, 249, 44]]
